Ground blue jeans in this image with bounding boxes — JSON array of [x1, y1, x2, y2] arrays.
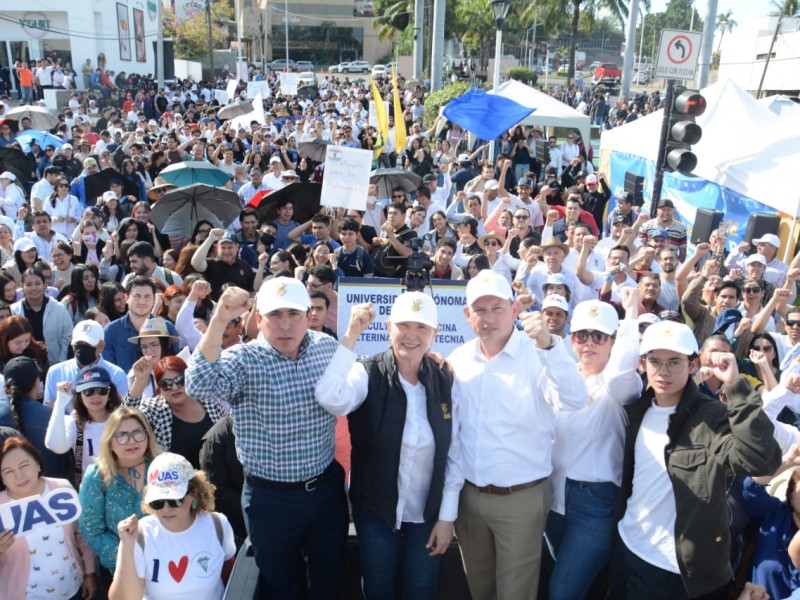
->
[[20, 85, 33, 105], [352, 508, 442, 600], [241, 462, 349, 600], [545, 478, 620, 600]]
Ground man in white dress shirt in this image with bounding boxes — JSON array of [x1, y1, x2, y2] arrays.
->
[[448, 271, 588, 600]]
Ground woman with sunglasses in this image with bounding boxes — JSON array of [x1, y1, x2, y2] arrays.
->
[[44, 178, 82, 238], [545, 294, 643, 599], [79, 407, 160, 587], [0, 436, 98, 600], [740, 333, 782, 393], [125, 355, 226, 468], [740, 278, 776, 332], [110, 453, 236, 600], [477, 230, 519, 284], [46, 365, 122, 485]]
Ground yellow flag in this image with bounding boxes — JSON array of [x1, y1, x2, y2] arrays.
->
[[370, 76, 389, 161], [391, 65, 406, 151]]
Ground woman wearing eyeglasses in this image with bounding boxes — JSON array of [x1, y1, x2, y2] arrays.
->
[[79, 407, 160, 587], [110, 453, 236, 600], [545, 294, 643, 599], [46, 365, 122, 486], [125, 355, 226, 468], [44, 177, 82, 237]]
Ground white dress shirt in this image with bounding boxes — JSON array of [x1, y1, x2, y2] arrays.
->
[[448, 330, 588, 487], [316, 346, 463, 526], [550, 319, 642, 514]]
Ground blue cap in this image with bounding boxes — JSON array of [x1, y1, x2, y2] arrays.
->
[[75, 365, 112, 393], [518, 177, 533, 188], [650, 228, 669, 239], [219, 231, 238, 244], [543, 273, 570, 291], [713, 308, 742, 335]]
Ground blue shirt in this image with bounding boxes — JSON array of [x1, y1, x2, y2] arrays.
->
[[102, 314, 179, 373], [185, 332, 339, 482], [300, 234, 340, 250], [44, 356, 129, 407]]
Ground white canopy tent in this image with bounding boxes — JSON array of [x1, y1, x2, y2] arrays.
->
[[758, 94, 800, 118], [489, 80, 592, 147]]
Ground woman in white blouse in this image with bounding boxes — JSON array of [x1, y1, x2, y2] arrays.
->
[[545, 293, 643, 599], [44, 177, 82, 237], [315, 292, 460, 600], [478, 231, 520, 284]]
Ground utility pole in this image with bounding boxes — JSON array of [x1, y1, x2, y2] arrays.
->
[[757, 13, 783, 98], [412, 0, 424, 80], [207, 0, 215, 75], [430, 0, 445, 90], [697, 0, 718, 88], [156, 0, 164, 88], [621, 0, 640, 97]]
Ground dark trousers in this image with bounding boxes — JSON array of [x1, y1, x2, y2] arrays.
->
[[613, 538, 729, 600], [242, 462, 349, 600]]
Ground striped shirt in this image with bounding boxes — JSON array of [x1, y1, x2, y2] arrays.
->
[[185, 331, 339, 482]]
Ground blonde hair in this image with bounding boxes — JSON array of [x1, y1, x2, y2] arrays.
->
[[96, 407, 161, 485], [141, 470, 216, 516]]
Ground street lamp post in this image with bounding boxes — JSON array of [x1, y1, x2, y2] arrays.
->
[[490, 0, 511, 164]]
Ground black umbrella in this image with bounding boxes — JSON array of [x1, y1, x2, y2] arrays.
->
[[370, 168, 422, 198], [0, 146, 36, 187], [84, 169, 139, 207], [150, 184, 241, 239], [250, 182, 322, 225], [296, 84, 319, 100]]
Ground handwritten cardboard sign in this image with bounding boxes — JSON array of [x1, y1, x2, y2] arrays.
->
[[320, 145, 372, 210]]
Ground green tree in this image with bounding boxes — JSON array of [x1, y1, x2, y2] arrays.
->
[[453, 0, 496, 72], [163, 1, 232, 61], [714, 10, 737, 60], [771, 0, 799, 16], [521, 0, 631, 84]]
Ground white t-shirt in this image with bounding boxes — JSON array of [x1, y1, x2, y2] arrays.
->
[[618, 401, 680, 573], [131, 512, 236, 600]]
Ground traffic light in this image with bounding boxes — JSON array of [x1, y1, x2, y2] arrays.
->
[[664, 88, 706, 173]]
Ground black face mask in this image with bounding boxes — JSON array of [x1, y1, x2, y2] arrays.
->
[[74, 345, 98, 367], [260, 233, 275, 248]]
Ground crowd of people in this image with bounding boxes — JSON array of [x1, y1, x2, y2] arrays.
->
[[0, 63, 794, 600]]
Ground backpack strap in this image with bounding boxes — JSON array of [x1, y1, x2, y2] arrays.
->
[[211, 511, 223, 547], [136, 531, 145, 551]]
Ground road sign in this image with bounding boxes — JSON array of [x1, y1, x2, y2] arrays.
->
[[655, 29, 702, 81]]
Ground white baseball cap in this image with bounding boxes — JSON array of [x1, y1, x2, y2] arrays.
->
[[102, 190, 117, 203], [753, 234, 780, 248], [571, 300, 618, 335], [72, 320, 104, 346], [638, 313, 661, 326], [389, 292, 438, 329], [256, 276, 310, 315], [466, 271, 513, 307], [0, 171, 16, 181], [144, 453, 196, 504], [541, 294, 570, 314], [744, 254, 767, 266], [640, 321, 698, 356], [13, 238, 35, 253], [484, 179, 500, 191]]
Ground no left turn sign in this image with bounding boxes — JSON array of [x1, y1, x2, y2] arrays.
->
[[655, 28, 702, 81]]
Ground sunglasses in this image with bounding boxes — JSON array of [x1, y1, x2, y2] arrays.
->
[[752, 345, 774, 352], [514, 214, 530, 220], [158, 374, 185, 391], [83, 387, 110, 397], [786, 320, 800, 328], [638, 323, 651, 334], [743, 286, 761, 294], [392, 194, 406, 199], [148, 496, 186, 511], [57, 184, 69, 188], [571, 330, 611, 345], [484, 241, 500, 247]]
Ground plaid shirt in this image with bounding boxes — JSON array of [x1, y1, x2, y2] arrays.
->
[[186, 331, 339, 482]]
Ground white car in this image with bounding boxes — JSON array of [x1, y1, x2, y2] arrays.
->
[[371, 64, 386, 77], [634, 71, 650, 84], [343, 61, 372, 73], [298, 72, 316, 86]]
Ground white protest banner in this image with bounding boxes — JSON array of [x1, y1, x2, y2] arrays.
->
[[336, 278, 474, 356], [214, 89, 229, 105], [225, 79, 239, 102], [0, 487, 82, 536], [246, 81, 271, 99], [229, 93, 265, 130], [320, 146, 372, 211], [280, 72, 298, 96], [368, 100, 391, 128]]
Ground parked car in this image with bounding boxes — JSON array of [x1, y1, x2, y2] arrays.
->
[[328, 62, 351, 73], [343, 61, 372, 73], [592, 62, 622, 88], [634, 70, 651, 84], [296, 61, 315, 72], [298, 72, 316, 86], [371, 64, 386, 77], [556, 64, 570, 76], [268, 58, 296, 72]]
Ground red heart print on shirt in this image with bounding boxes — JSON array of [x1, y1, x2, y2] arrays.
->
[[169, 556, 189, 583]]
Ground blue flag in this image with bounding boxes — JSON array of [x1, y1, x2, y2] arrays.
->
[[442, 87, 535, 141]]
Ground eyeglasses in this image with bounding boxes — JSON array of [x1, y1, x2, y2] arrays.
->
[[743, 286, 762, 294], [148, 496, 186, 511], [140, 341, 162, 352], [571, 330, 611, 345], [57, 184, 69, 188], [158, 375, 185, 391], [752, 345, 774, 352], [52, 252, 67, 258], [197, 228, 211, 235], [514, 214, 530, 220], [786, 320, 800, 328], [645, 355, 688, 373], [112, 427, 147, 444], [307, 282, 326, 291], [83, 387, 110, 397]]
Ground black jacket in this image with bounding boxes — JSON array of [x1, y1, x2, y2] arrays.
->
[[348, 350, 453, 528], [617, 378, 781, 597]]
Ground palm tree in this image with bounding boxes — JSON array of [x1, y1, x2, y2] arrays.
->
[[715, 10, 737, 56], [521, 0, 633, 84], [758, 0, 800, 96]]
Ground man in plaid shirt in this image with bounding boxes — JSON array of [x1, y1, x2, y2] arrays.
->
[[186, 277, 347, 599]]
